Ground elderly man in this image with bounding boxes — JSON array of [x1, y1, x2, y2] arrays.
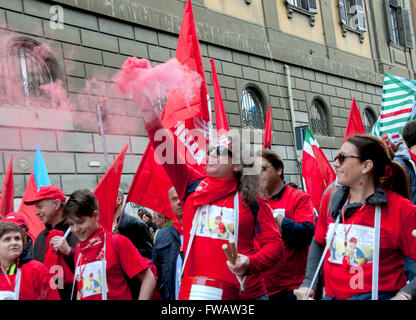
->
[[259, 149, 315, 300], [152, 187, 184, 300], [24, 185, 78, 300]]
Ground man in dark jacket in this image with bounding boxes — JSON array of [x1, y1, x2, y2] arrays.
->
[[152, 187, 183, 300], [112, 188, 153, 259], [394, 120, 416, 280], [24, 185, 78, 300]]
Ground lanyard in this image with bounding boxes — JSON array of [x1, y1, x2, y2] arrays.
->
[[0, 259, 19, 291]]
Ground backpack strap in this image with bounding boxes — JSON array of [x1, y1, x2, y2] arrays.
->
[[248, 201, 260, 234]]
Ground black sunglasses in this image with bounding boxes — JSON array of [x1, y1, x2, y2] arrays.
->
[[209, 145, 233, 158], [334, 153, 360, 164]]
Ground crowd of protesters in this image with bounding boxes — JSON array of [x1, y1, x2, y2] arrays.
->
[[1, 104, 416, 300]]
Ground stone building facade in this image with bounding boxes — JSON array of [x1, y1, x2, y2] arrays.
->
[[0, 0, 415, 206]]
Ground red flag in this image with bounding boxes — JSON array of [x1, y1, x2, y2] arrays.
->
[[302, 127, 336, 211], [211, 58, 229, 137], [127, 0, 210, 223], [93, 143, 128, 232], [0, 156, 14, 217], [263, 105, 272, 149], [344, 97, 365, 142], [19, 173, 47, 241]]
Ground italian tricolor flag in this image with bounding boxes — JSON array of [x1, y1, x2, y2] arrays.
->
[[302, 127, 336, 212]]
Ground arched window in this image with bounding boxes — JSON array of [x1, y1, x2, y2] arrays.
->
[[362, 107, 377, 133], [241, 86, 265, 129], [310, 97, 330, 136], [0, 38, 59, 104]]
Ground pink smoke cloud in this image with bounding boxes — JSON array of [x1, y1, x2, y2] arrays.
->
[[113, 57, 202, 107]]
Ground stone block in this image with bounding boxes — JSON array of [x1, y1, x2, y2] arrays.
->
[[75, 153, 108, 173], [232, 52, 249, 66], [259, 70, 277, 85], [0, 0, 23, 11], [56, 131, 93, 152], [207, 45, 232, 62], [225, 88, 237, 102], [218, 75, 236, 89], [148, 44, 170, 62], [335, 87, 351, 99], [119, 38, 148, 58], [242, 66, 259, 81], [65, 60, 85, 78], [315, 72, 327, 84], [98, 17, 134, 39], [295, 78, 311, 91], [311, 81, 323, 94], [92, 134, 130, 153], [63, 44, 103, 64], [81, 29, 119, 53], [61, 174, 97, 194], [130, 136, 149, 154], [229, 114, 241, 127], [21, 129, 56, 151], [302, 69, 315, 81], [0, 127, 21, 149], [7, 11, 42, 36], [72, 110, 99, 133], [103, 52, 128, 68], [134, 27, 158, 45], [158, 33, 178, 49], [119, 174, 134, 194], [121, 154, 141, 174], [341, 78, 356, 90], [249, 55, 265, 69], [43, 20, 81, 45]]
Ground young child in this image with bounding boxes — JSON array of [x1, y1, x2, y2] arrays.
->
[[63, 189, 155, 300], [0, 222, 60, 300]]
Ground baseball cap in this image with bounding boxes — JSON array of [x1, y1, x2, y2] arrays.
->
[[3, 212, 29, 229], [23, 185, 66, 205]]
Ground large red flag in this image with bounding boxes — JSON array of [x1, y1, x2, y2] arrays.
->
[[0, 156, 14, 217], [93, 143, 128, 232], [263, 105, 272, 149], [211, 58, 229, 137], [302, 127, 336, 212], [344, 97, 365, 142], [127, 0, 210, 223]]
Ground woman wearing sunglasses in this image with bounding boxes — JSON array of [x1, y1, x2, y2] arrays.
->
[[134, 95, 283, 300], [294, 134, 416, 300]]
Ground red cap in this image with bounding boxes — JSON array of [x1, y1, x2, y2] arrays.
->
[[24, 185, 66, 205], [3, 212, 29, 229]]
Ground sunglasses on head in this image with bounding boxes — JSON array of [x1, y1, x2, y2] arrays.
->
[[209, 145, 233, 158], [333, 152, 360, 164]]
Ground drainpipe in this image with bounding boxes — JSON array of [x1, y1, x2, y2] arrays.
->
[[284, 65, 303, 184]]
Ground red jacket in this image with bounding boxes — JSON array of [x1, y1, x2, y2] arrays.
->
[[0, 257, 60, 300], [263, 184, 315, 294], [145, 117, 283, 299]]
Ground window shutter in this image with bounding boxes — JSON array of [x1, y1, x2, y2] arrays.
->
[[384, 0, 394, 43], [401, 8, 413, 48], [286, 0, 295, 5], [308, 0, 318, 13], [338, 0, 347, 25], [355, 0, 366, 31]]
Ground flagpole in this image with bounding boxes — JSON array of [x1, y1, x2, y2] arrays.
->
[[97, 103, 110, 171]]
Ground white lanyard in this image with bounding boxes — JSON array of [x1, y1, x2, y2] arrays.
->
[[179, 192, 240, 282], [72, 233, 108, 300]]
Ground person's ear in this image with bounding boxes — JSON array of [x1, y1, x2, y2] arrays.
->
[[361, 159, 374, 175], [92, 210, 99, 221]]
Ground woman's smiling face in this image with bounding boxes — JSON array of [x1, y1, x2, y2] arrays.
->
[[0, 231, 22, 265]]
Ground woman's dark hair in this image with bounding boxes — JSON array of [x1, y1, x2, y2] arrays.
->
[[402, 120, 416, 149], [261, 148, 284, 179], [346, 134, 410, 199], [0, 222, 22, 240], [63, 189, 98, 219]]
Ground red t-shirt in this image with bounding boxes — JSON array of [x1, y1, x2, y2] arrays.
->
[[0, 260, 60, 300], [409, 150, 416, 164], [74, 229, 148, 300], [315, 189, 416, 299], [263, 185, 315, 294]]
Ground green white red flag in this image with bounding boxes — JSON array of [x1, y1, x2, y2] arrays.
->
[[302, 127, 336, 211]]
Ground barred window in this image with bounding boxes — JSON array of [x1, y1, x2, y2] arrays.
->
[[310, 98, 330, 136], [0, 39, 58, 104], [362, 107, 377, 134], [241, 87, 265, 129]]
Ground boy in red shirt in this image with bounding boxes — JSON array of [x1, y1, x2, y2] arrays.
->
[[63, 189, 156, 300]]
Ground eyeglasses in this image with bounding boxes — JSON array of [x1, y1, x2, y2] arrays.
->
[[333, 153, 360, 164], [261, 164, 273, 172], [209, 145, 233, 158]]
